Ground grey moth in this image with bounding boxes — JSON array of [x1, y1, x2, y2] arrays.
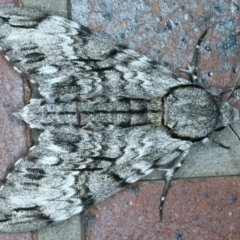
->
[[0, 7, 239, 232]]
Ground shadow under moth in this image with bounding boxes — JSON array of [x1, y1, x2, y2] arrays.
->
[[0, 7, 239, 232]]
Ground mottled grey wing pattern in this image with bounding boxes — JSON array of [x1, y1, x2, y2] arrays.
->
[[0, 7, 192, 232], [0, 126, 191, 232], [0, 7, 188, 101]]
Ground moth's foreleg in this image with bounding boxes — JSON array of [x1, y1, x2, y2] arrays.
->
[[180, 28, 209, 84], [180, 65, 198, 83], [201, 137, 230, 149], [159, 149, 189, 222]]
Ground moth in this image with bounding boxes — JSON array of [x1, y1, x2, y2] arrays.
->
[[0, 7, 239, 232]]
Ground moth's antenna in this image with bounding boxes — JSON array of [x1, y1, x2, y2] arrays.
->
[[180, 28, 209, 83], [227, 70, 240, 101], [228, 124, 240, 141], [191, 28, 209, 70], [226, 69, 240, 142]]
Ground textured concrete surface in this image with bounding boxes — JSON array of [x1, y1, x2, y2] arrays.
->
[[85, 177, 240, 240], [37, 215, 82, 240], [20, 0, 68, 17], [147, 121, 240, 180]]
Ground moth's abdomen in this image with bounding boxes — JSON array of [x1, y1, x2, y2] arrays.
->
[[19, 98, 163, 129], [163, 85, 239, 139]]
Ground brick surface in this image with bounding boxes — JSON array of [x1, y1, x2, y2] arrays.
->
[[0, 0, 18, 7], [0, 232, 35, 240], [0, 54, 29, 181], [85, 177, 240, 240], [0, 0, 35, 239], [0, 59, 34, 235], [71, 0, 240, 182]]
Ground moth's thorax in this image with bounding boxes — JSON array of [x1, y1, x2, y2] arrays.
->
[[19, 97, 163, 129], [163, 85, 239, 139]]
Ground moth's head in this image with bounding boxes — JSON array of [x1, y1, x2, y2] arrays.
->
[[163, 85, 239, 140]]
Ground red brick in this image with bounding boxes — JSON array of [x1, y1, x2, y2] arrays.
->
[[0, 1, 35, 239], [86, 177, 240, 240]]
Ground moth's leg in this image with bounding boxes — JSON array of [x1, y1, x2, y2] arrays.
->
[[228, 124, 240, 141], [180, 29, 209, 84], [179, 67, 239, 92], [202, 124, 240, 148], [180, 65, 198, 83], [204, 85, 240, 97], [202, 137, 230, 149], [182, 28, 240, 98], [159, 149, 189, 222]]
